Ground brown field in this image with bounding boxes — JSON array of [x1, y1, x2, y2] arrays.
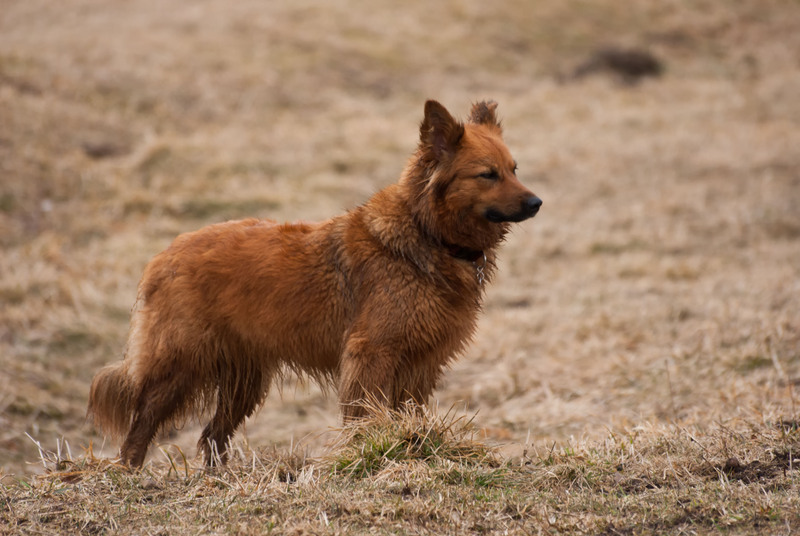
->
[[1, 0, 799, 533]]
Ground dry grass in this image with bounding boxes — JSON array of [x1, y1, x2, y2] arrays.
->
[[2, 408, 799, 534], [1, 0, 800, 533]]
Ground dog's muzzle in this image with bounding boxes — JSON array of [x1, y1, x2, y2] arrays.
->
[[485, 196, 543, 223]]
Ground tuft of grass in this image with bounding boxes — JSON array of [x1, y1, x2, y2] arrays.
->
[[329, 403, 495, 477]]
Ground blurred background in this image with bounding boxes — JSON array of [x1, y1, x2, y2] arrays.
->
[[1, 0, 799, 475]]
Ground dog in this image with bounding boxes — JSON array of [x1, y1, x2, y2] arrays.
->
[[87, 100, 542, 467]]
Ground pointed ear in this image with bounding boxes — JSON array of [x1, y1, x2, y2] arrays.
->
[[469, 100, 501, 129], [420, 100, 464, 159]]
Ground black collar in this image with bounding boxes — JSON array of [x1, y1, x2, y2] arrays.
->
[[445, 243, 485, 263]]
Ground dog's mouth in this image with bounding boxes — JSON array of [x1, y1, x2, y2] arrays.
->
[[485, 196, 542, 223]]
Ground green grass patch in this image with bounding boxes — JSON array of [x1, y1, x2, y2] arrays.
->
[[330, 405, 494, 478]]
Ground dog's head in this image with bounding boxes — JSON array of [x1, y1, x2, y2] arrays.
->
[[411, 100, 542, 252]]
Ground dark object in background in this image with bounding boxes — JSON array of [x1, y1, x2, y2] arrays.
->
[[572, 46, 664, 84], [82, 140, 130, 159]]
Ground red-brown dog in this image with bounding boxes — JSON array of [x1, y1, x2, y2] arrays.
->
[[88, 100, 542, 467]]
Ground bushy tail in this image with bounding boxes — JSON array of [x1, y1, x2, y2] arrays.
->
[[87, 361, 138, 440]]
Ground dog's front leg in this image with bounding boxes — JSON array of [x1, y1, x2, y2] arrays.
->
[[338, 333, 399, 420]]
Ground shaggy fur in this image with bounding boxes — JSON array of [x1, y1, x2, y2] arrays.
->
[[87, 100, 542, 467]]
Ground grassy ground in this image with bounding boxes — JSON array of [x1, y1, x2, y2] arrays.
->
[[3, 408, 800, 534], [1, 0, 799, 533]]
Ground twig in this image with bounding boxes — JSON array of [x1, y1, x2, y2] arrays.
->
[[24, 433, 49, 472], [665, 358, 677, 421]]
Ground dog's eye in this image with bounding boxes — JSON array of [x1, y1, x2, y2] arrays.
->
[[478, 170, 499, 180]]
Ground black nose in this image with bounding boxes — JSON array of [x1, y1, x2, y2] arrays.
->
[[525, 196, 542, 216]]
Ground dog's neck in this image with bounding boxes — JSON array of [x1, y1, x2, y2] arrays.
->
[[444, 241, 488, 285], [443, 242, 484, 263], [360, 183, 494, 284]]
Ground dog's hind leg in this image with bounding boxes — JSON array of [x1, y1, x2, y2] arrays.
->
[[199, 360, 269, 466], [120, 372, 192, 468]]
